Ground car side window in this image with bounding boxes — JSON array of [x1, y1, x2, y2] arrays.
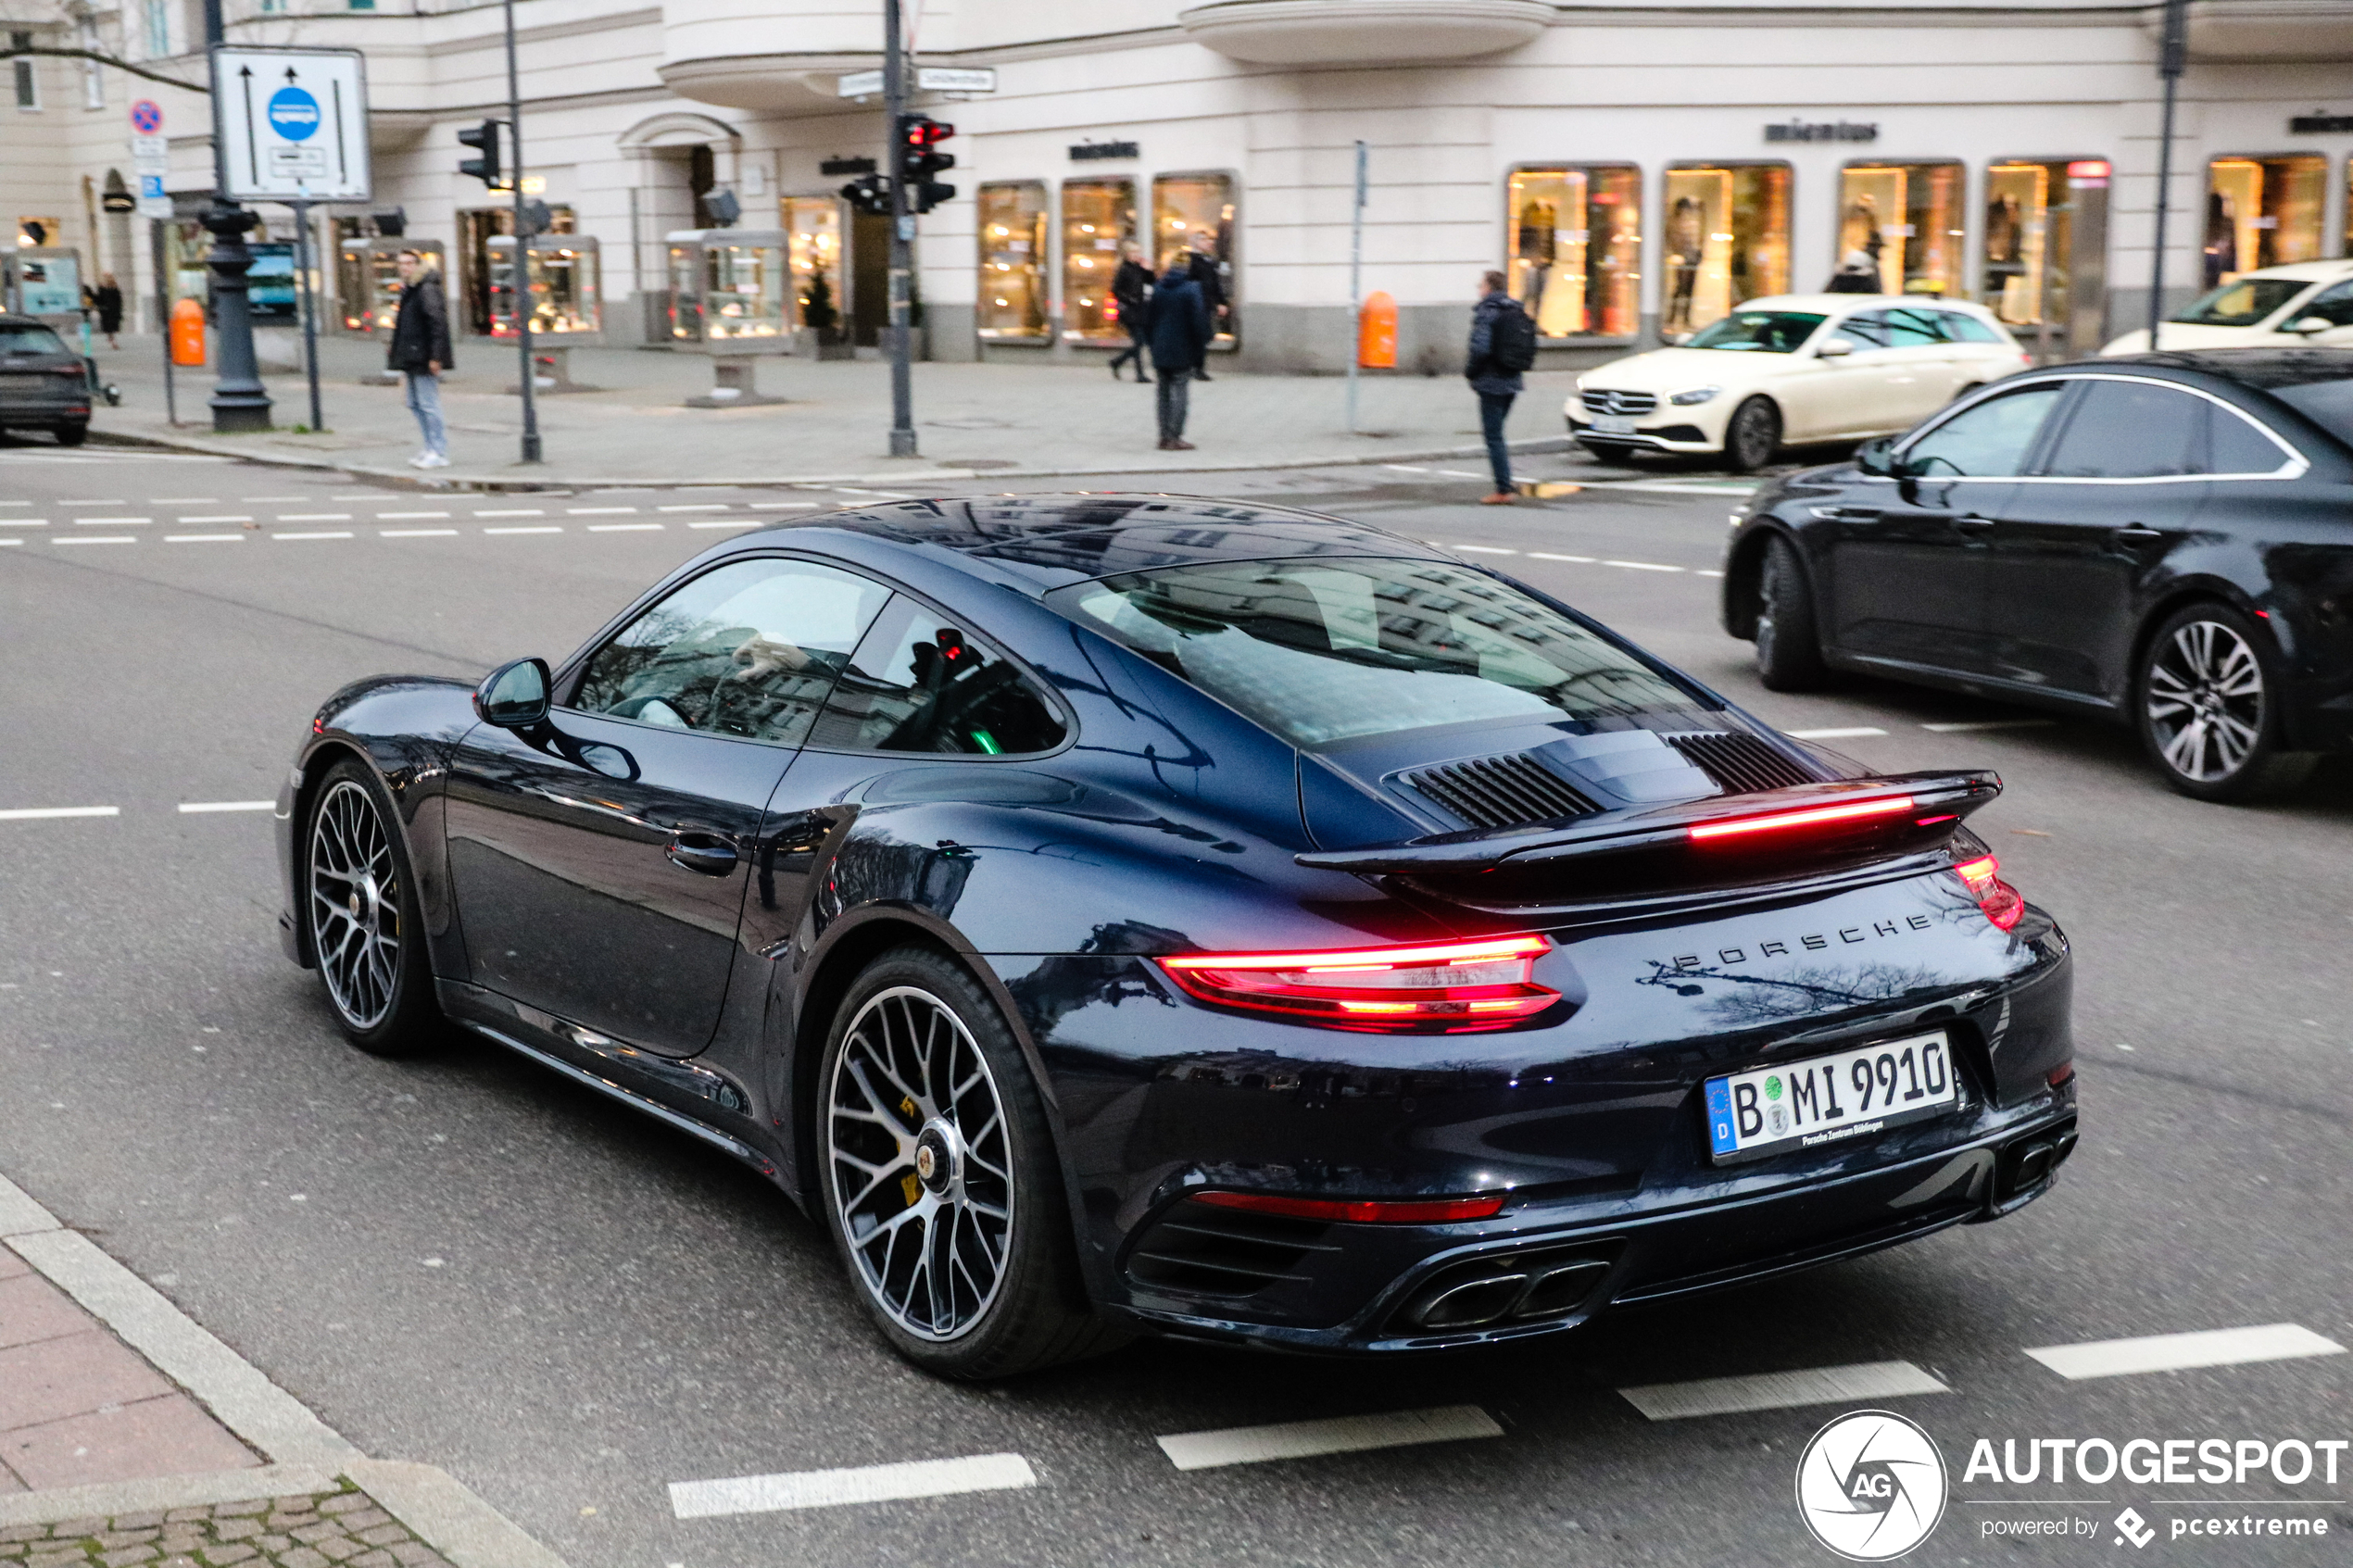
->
[[2290, 280, 2353, 329], [1836, 311, 1889, 349], [1881, 307, 1944, 348], [1937, 311, 2004, 345], [2038, 381, 2206, 479], [2208, 403, 2293, 475], [1902, 384, 2064, 477], [573, 558, 892, 746], [807, 594, 1068, 756]]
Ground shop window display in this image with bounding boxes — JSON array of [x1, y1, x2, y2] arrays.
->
[[2206, 156, 2324, 285], [782, 195, 842, 336], [1505, 167, 1640, 338], [1980, 160, 2108, 358], [491, 234, 601, 337], [1660, 165, 1789, 337], [1062, 179, 1138, 344], [978, 182, 1049, 341], [1839, 163, 1963, 295], [1152, 172, 1236, 347]]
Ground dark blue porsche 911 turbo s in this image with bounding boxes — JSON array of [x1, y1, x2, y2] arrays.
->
[[275, 495, 2077, 1378]]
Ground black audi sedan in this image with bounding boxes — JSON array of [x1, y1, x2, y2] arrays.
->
[[1720, 349, 2353, 800], [0, 314, 92, 445], [276, 498, 2076, 1377]]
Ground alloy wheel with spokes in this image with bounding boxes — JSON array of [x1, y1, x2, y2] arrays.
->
[[2137, 606, 2311, 801], [309, 778, 403, 1032], [826, 985, 1016, 1342]]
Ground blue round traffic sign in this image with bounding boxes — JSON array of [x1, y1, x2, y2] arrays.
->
[[267, 86, 321, 141], [130, 98, 162, 134]]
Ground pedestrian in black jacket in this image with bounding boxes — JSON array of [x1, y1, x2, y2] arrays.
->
[[94, 275, 123, 348], [388, 251, 453, 469], [1466, 270, 1531, 504], [1148, 262, 1211, 450], [1107, 245, 1153, 383], [1185, 250, 1225, 379]]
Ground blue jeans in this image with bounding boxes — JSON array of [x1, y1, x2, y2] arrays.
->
[[1478, 391, 1516, 492], [404, 370, 447, 458]]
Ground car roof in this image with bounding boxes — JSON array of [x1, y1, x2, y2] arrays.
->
[[0, 314, 61, 329], [2213, 260, 2353, 284], [1731, 294, 1995, 315], [2090, 346, 2353, 390], [719, 494, 1454, 596]]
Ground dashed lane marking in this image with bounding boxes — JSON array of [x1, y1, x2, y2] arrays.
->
[[1788, 727, 1889, 739], [55, 536, 135, 546], [588, 522, 663, 533], [148, 497, 218, 504], [1383, 464, 1430, 473], [1433, 470, 1485, 479], [273, 532, 352, 541], [177, 801, 274, 814], [177, 515, 254, 523], [769, 502, 821, 509], [277, 513, 351, 521], [484, 526, 563, 535], [329, 494, 384, 500], [1458, 546, 1516, 555], [378, 511, 451, 520], [1920, 719, 2058, 734], [0, 538, 18, 546], [164, 534, 245, 544], [240, 495, 308, 503], [1528, 552, 1594, 562], [567, 507, 639, 515], [668, 1453, 1037, 1518], [380, 529, 458, 538], [658, 504, 730, 513], [1618, 1361, 1948, 1422], [1604, 559, 1684, 572], [473, 508, 544, 517], [58, 498, 127, 506], [2025, 1324, 2345, 1383], [690, 521, 758, 530], [0, 806, 120, 821], [73, 517, 150, 525], [1155, 1406, 1503, 1472]]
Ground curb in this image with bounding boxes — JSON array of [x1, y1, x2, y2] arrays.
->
[[90, 425, 1577, 493], [0, 1173, 568, 1568]]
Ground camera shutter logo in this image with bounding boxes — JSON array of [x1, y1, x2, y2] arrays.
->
[[1794, 1410, 1947, 1560]]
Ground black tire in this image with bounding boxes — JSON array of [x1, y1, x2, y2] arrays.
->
[[1754, 534, 1829, 691], [816, 946, 1128, 1379], [54, 425, 88, 447], [301, 759, 442, 1055], [2134, 603, 2315, 802], [1724, 396, 1781, 472]]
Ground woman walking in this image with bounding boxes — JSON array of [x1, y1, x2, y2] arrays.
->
[[1107, 244, 1153, 383], [94, 274, 123, 349]]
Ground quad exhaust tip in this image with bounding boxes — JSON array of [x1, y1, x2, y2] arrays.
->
[[1398, 1248, 1615, 1331]]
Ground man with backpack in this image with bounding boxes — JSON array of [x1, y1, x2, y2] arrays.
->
[[1466, 270, 1537, 504]]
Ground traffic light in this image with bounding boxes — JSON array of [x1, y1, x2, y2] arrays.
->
[[458, 119, 505, 189], [898, 115, 957, 213], [839, 172, 894, 217]]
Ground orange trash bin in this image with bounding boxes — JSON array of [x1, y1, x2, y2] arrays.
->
[[1357, 290, 1397, 369], [170, 296, 207, 367]]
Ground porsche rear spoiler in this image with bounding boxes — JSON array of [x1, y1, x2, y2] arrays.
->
[[1296, 771, 1999, 880]]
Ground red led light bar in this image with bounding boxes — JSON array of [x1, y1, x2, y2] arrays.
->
[[1193, 1190, 1507, 1224], [1686, 794, 1916, 843], [1158, 935, 1556, 1030]]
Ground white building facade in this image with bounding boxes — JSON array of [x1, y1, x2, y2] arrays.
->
[[6, 0, 2353, 370]]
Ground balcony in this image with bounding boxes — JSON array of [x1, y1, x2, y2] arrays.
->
[[2169, 0, 2353, 62], [1176, 0, 1552, 66], [658, 0, 880, 110]]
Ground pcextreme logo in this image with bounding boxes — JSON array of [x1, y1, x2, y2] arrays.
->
[[1796, 1410, 1950, 1561]]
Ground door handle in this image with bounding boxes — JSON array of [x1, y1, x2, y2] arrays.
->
[[666, 832, 738, 876], [2113, 526, 2162, 545], [1951, 515, 1996, 533], [1809, 505, 1882, 521]]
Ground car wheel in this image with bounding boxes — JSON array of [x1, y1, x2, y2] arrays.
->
[[1754, 534, 1828, 691], [818, 946, 1128, 1379], [303, 760, 442, 1054], [1724, 396, 1781, 472], [1578, 441, 1636, 465], [54, 425, 87, 447], [2135, 603, 2315, 802]]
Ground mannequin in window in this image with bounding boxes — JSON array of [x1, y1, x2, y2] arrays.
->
[[2202, 191, 2234, 289], [1516, 197, 1557, 323], [1665, 197, 1702, 333]]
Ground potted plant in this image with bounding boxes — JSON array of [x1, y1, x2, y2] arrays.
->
[[800, 270, 855, 360]]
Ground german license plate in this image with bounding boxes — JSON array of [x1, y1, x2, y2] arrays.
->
[[1704, 1031, 1956, 1164], [1590, 414, 1637, 436]]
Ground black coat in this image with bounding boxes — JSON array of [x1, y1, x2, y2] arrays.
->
[[1147, 273, 1212, 370], [1111, 258, 1151, 312], [388, 271, 453, 372], [1465, 292, 1527, 397], [93, 285, 122, 334]]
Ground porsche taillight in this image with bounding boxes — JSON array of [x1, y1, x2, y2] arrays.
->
[[1158, 935, 1557, 1030], [1956, 853, 2025, 931]]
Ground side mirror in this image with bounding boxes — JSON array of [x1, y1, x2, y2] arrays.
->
[[1855, 436, 1898, 477], [2286, 316, 2333, 335], [474, 657, 551, 729], [1815, 336, 1856, 359]]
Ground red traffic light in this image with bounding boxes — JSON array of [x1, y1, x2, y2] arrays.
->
[[901, 115, 954, 148]]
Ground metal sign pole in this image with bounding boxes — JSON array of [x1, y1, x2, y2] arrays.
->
[[503, 0, 541, 463], [154, 218, 176, 426], [2148, 0, 2188, 352], [294, 197, 323, 430], [1346, 140, 1366, 433], [884, 0, 917, 458]]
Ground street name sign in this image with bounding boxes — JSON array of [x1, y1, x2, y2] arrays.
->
[[836, 66, 996, 98], [210, 45, 371, 202]]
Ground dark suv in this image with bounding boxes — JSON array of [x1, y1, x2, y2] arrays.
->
[[0, 315, 92, 445]]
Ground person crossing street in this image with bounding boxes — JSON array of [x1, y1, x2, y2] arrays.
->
[[1148, 257, 1212, 450], [1108, 244, 1154, 383], [1466, 270, 1537, 504]]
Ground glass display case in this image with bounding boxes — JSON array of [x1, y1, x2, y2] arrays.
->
[[1061, 179, 1137, 344], [1506, 166, 1642, 339], [1839, 163, 1963, 296], [487, 233, 601, 338], [781, 198, 843, 337], [1151, 172, 1236, 347], [2206, 156, 2324, 285], [336, 237, 447, 337], [666, 229, 790, 345], [976, 183, 1049, 341], [8, 248, 81, 317]]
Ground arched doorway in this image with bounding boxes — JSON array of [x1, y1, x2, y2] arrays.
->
[[618, 112, 743, 340]]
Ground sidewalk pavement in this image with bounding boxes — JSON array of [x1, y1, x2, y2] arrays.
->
[[0, 1177, 563, 1568], [74, 333, 1579, 491]]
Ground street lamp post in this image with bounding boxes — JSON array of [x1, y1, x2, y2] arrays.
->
[[502, 0, 542, 463], [2147, 0, 2189, 353], [884, 0, 916, 458], [202, 0, 271, 433]]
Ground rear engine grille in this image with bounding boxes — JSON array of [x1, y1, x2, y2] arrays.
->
[[1126, 1198, 1340, 1298], [1581, 388, 1658, 417], [1402, 753, 1598, 829], [1667, 732, 1817, 796]]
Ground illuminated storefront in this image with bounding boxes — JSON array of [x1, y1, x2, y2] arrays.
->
[[1980, 159, 2109, 358], [2205, 155, 2326, 284], [1506, 166, 1640, 339], [1061, 179, 1138, 344], [1661, 164, 1789, 335], [1839, 163, 1964, 295], [977, 182, 1049, 341], [1152, 173, 1236, 347]]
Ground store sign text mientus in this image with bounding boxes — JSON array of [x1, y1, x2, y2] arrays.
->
[[1765, 119, 1879, 143]]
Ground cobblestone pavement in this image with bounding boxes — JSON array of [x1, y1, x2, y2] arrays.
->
[[0, 1489, 446, 1568]]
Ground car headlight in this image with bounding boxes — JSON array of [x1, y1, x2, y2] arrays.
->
[[1667, 385, 1722, 406]]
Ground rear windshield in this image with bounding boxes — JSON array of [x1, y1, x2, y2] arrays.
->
[[2172, 278, 2309, 327], [0, 325, 68, 355], [1046, 556, 1702, 748], [2269, 379, 2353, 446], [1683, 311, 1825, 353]]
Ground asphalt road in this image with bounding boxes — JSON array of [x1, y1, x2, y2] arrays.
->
[[2, 440, 2348, 1568]]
